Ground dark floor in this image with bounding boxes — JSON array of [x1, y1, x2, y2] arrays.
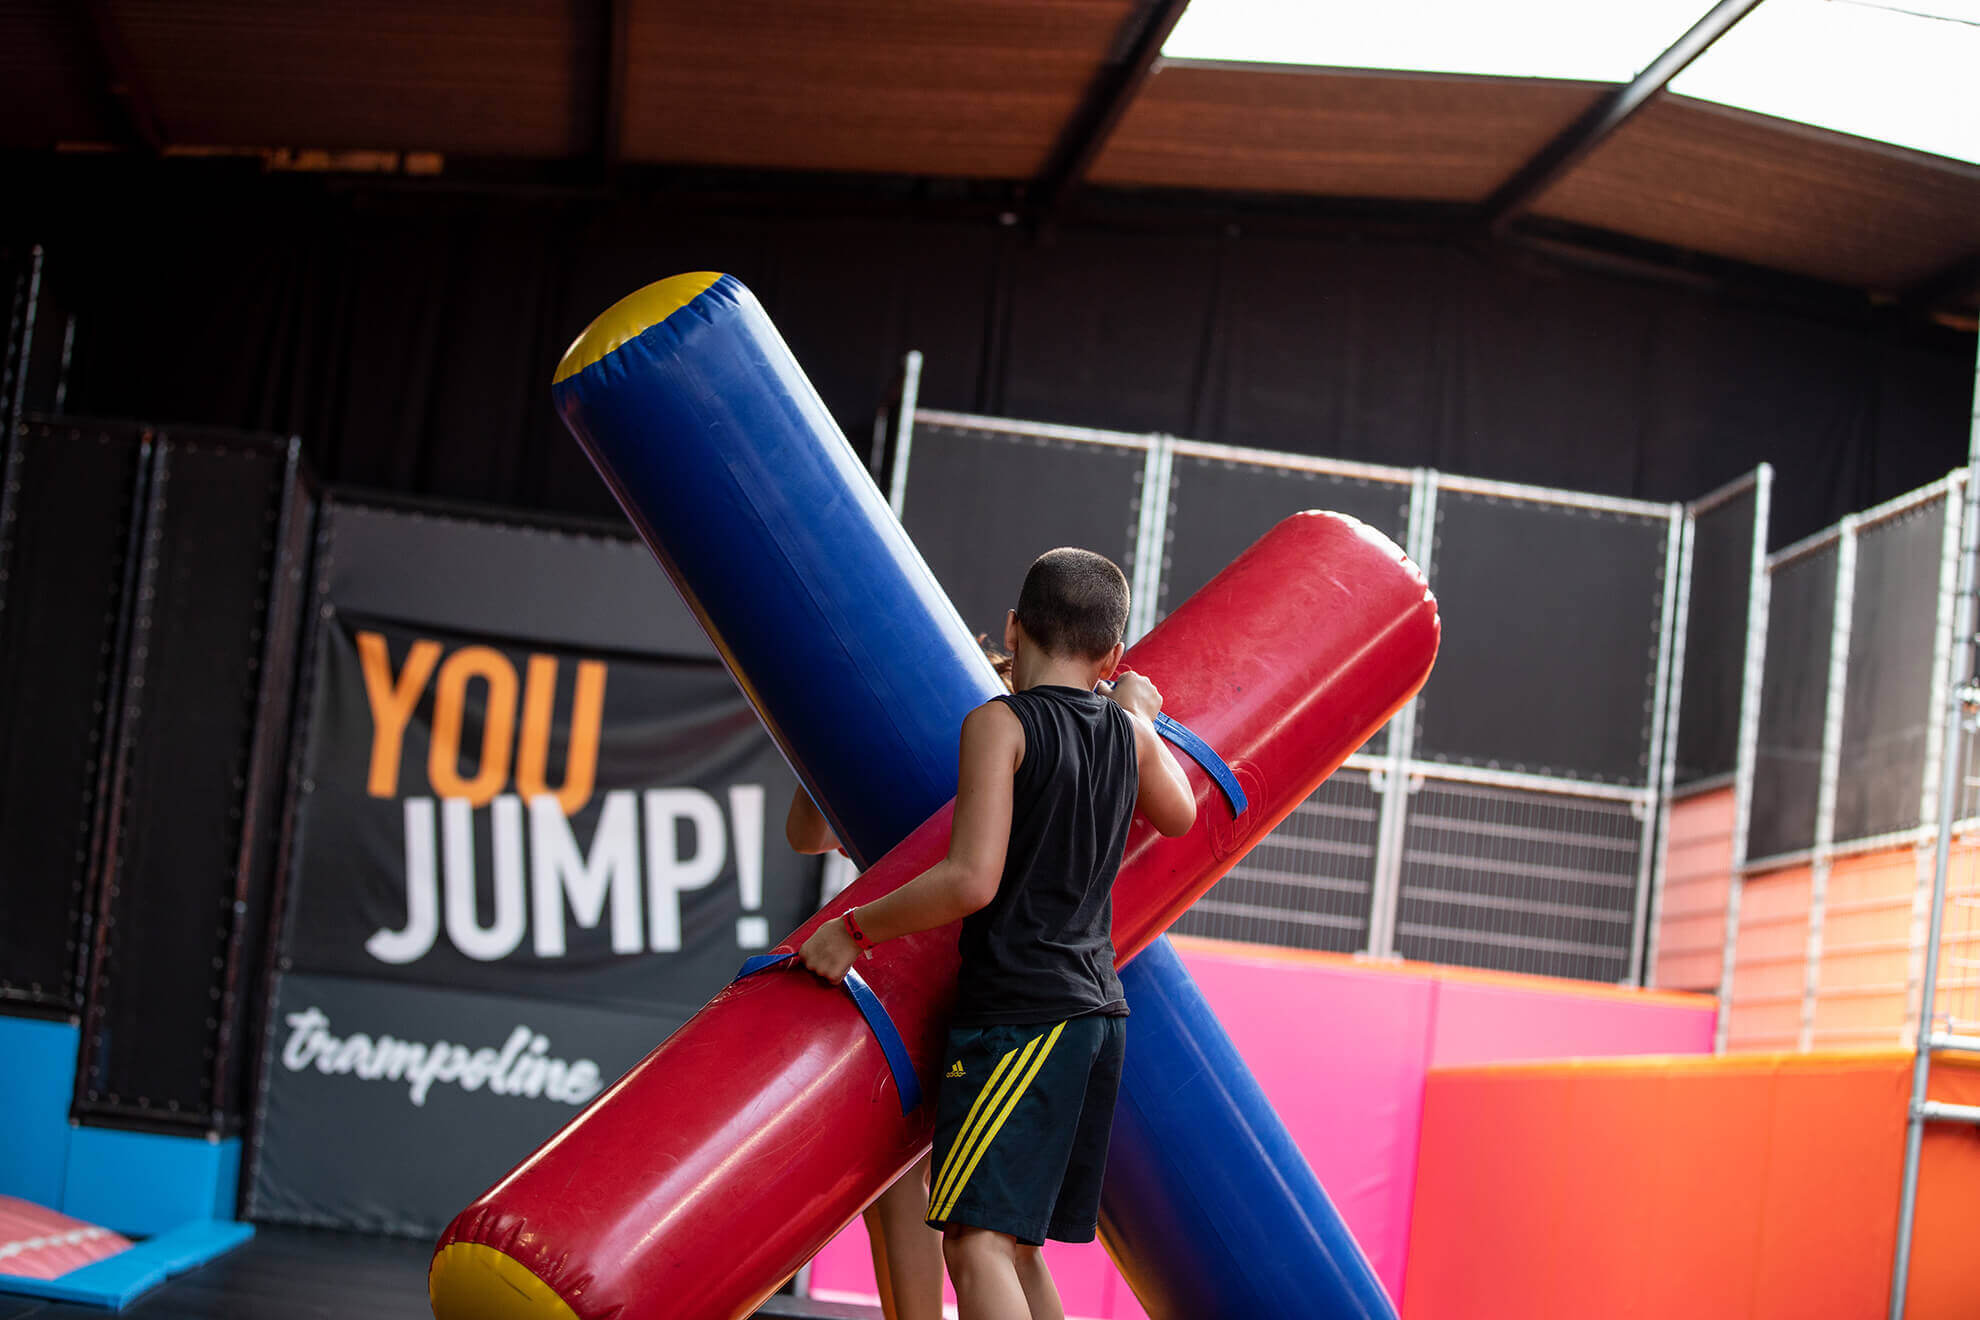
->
[[0, 1228, 878, 1319]]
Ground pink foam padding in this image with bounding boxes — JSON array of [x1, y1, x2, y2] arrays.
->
[[1429, 979, 1719, 1069], [807, 941, 1716, 1316], [0, 1196, 132, 1281], [1176, 942, 1438, 1300]]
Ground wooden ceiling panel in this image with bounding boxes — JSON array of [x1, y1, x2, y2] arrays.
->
[[105, 1, 591, 158], [621, 0, 1136, 178], [0, 4, 111, 148], [1534, 96, 1980, 295], [1089, 62, 1602, 202]]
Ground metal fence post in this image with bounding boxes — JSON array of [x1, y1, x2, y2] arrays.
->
[[1636, 503, 1691, 986], [1718, 465, 1775, 1052]]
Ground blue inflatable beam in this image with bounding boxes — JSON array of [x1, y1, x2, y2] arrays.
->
[[552, 273, 1395, 1319], [552, 273, 1003, 871]]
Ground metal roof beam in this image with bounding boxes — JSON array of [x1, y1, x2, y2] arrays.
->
[[1027, 0, 1191, 215], [78, 0, 166, 153], [1476, 0, 1764, 234], [598, 0, 629, 168]]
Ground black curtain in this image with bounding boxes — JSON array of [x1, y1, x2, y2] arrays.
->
[[8, 155, 1971, 546]]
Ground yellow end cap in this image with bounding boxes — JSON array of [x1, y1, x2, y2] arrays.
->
[[552, 271, 726, 386], [429, 1242, 580, 1320]]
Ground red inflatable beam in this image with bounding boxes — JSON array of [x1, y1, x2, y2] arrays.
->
[[430, 512, 1438, 1320]]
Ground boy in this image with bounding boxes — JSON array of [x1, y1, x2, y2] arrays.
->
[[800, 547, 1196, 1320]]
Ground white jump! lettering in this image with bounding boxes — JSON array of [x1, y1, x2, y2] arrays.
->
[[364, 784, 767, 965]]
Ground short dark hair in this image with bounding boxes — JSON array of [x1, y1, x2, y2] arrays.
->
[[1015, 548, 1129, 660]]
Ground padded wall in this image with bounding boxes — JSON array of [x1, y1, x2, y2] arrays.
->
[[75, 429, 308, 1132], [1653, 786, 1736, 992], [0, 420, 146, 1016], [1404, 1052, 1980, 1320], [1724, 865, 1812, 1051], [806, 939, 1714, 1315]]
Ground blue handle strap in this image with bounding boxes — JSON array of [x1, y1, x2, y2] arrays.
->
[[734, 952, 924, 1114], [1154, 712, 1248, 817]]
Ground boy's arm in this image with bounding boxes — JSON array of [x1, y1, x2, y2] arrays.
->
[[1104, 671, 1197, 838], [797, 702, 1021, 984], [785, 787, 839, 855]]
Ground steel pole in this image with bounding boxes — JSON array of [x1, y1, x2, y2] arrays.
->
[[1888, 327, 1980, 1320]]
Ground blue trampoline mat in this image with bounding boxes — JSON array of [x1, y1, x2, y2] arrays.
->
[[0, 1219, 254, 1310]]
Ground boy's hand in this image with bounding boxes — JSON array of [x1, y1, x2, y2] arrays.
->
[[1101, 670, 1164, 723], [798, 918, 862, 985]]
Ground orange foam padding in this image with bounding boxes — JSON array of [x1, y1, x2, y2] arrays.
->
[[1938, 839, 1980, 1035], [1812, 846, 1918, 1048], [1402, 1050, 1980, 1320], [1909, 1057, 1980, 1315], [1654, 786, 1736, 992], [1726, 864, 1811, 1050]]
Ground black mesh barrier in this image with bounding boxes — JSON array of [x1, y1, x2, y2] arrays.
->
[[1416, 490, 1670, 785], [1171, 771, 1381, 954], [1158, 455, 1413, 619], [77, 428, 309, 1132], [1160, 455, 1412, 760], [0, 420, 148, 1016], [1834, 496, 1949, 844], [901, 421, 1145, 646], [1394, 780, 1645, 982], [1674, 485, 1760, 786], [1746, 543, 1839, 863]]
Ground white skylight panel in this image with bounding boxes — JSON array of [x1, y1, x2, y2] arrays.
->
[[1162, 0, 1731, 82], [1164, 0, 1980, 164], [1669, 0, 1980, 165]]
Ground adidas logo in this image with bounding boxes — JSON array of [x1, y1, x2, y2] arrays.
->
[[946, 1061, 966, 1079]]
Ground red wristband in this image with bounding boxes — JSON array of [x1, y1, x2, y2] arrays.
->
[[842, 908, 877, 954]]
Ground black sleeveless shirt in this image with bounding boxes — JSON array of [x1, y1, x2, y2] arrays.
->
[[950, 686, 1139, 1026]]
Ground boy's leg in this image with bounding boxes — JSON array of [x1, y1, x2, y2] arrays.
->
[[868, 1156, 944, 1320], [942, 1225, 1029, 1320], [1013, 1244, 1065, 1320], [862, 1203, 898, 1320]]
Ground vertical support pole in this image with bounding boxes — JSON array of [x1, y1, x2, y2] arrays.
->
[[1635, 502, 1691, 986], [1128, 433, 1174, 643], [1801, 520, 1857, 1049], [1367, 468, 1435, 958], [1719, 464, 1775, 1052], [884, 350, 922, 520], [1890, 339, 1980, 1320], [1907, 477, 1966, 1044]]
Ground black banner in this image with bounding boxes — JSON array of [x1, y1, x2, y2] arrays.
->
[[248, 971, 670, 1235], [280, 618, 815, 1018]]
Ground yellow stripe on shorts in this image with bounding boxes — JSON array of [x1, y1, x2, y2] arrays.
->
[[933, 1021, 1067, 1222], [929, 1037, 1035, 1218]]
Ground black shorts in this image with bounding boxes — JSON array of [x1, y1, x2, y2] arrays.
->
[[923, 1014, 1126, 1246]]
